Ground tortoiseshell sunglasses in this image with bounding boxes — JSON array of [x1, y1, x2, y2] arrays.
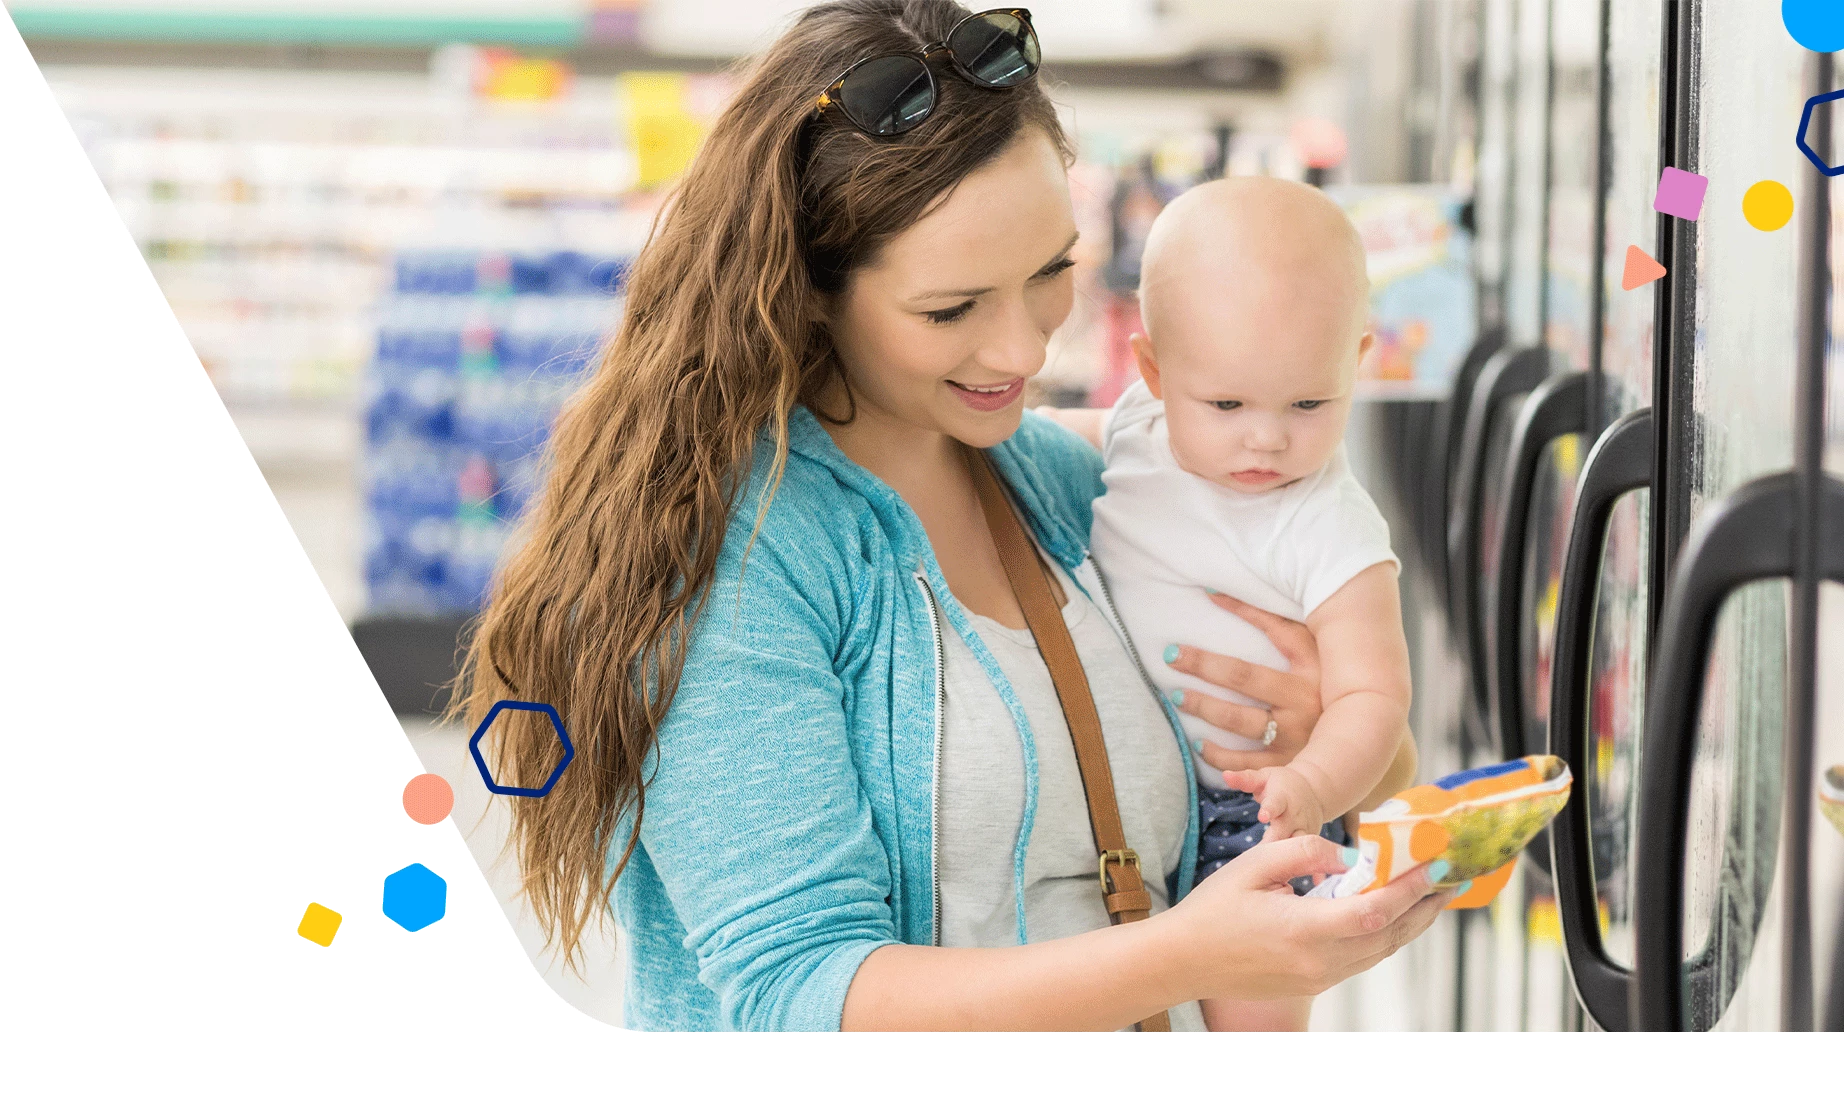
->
[[812, 8, 1040, 137]]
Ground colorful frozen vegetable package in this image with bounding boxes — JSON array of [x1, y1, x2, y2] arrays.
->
[[1307, 755, 1572, 909]]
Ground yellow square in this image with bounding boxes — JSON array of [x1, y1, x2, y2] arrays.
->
[[297, 902, 342, 947]]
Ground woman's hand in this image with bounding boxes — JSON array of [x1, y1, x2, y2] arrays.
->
[[1173, 590, 1419, 816], [1165, 591, 1324, 774], [1166, 836, 1450, 1002]]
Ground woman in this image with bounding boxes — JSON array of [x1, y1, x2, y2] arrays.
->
[[456, 0, 1445, 1032]]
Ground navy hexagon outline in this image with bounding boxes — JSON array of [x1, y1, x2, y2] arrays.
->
[[467, 699, 575, 798], [1797, 89, 1844, 176]]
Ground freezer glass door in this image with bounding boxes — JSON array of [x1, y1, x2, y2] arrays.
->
[[1578, 0, 1664, 990], [1671, 0, 1803, 1032], [1500, 0, 1602, 1032]]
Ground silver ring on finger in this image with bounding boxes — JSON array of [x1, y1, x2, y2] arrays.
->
[[1261, 714, 1278, 747]]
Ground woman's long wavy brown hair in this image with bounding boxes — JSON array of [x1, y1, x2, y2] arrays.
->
[[449, 0, 1071, 966]]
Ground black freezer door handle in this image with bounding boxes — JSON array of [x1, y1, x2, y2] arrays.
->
[[1447, 346, 1564, 727], [1547, 407, 1652, 1032], [1631, 471, 1844, 1029], [1489, 370, 1591, 765]]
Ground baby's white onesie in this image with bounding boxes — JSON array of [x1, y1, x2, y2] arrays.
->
[[1089, 381, 1400, 784]]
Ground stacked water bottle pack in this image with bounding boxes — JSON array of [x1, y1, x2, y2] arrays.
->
[[364, 250, 628, 616]]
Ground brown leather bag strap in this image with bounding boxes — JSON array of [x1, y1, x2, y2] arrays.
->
[[964, 445, 1172, 1033]]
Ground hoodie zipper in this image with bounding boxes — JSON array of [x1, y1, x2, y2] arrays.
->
[[1084, 554, 1167, 704], [914, 569, 947, 947]]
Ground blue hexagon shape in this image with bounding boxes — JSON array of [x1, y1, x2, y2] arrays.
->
[[382, 863, 447, 932], [467, 699, 575, 798], [1797, 89, 1844, 176]]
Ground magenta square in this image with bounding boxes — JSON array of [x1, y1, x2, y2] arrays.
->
[[1653, 166, 1708, 221]]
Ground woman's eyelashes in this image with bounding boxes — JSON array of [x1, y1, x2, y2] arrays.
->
[[923, 301, 975, 325], [919, 259, 1074, 326]]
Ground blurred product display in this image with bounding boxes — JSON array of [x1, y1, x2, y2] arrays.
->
[[1328, 186, 1477, 394], [363, 248, 626, 617]]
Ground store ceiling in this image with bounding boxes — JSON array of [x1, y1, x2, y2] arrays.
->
[[14, 0, 1361, 93], [12, 0, 1348, 59], [644, 0, 1341, 59]]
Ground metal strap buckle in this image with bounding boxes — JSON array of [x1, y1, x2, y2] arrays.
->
[[1098, 848, 1141, 895]]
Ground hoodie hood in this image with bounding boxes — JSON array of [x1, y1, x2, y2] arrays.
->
[[773, 404, 1097, 573]]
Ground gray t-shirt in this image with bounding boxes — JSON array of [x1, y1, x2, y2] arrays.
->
[[936, 555, 1207, 1031]]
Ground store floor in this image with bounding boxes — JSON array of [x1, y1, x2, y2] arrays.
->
[[402, 713, 626, 1027]]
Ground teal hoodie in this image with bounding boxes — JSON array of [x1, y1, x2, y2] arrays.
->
[[613, 406, 1198, 1031]]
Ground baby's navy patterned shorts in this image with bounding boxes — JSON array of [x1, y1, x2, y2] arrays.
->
[[1196, 783, 1351, 893]]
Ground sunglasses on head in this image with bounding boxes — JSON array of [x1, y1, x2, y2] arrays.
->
[[812, 8, 1041, 138]]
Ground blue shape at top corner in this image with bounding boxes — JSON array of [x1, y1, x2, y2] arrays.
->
[[382, 863, 448, 933], [1797, 89, 1844, 177], [1785, 0, 1844, 54], [467, 700, 575, 798]]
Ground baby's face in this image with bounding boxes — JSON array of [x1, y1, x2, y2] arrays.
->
[[1137, 295, 1369, 495]]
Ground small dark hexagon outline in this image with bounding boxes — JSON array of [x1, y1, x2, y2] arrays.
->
[[1797, 90, 1844, 177], [467, 699, 575, 798], [382, 863, 447, 932]]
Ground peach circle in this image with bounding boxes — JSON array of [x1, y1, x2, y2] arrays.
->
[[402, 773, 455, 824]]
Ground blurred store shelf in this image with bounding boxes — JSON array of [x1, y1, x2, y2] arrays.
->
[[229, 403, 359, 473], [16, 0, 1319, 88]]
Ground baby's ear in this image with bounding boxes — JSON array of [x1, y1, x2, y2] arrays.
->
[[1356, 330, 1376, 362], [1129, 333, 1163, 399]]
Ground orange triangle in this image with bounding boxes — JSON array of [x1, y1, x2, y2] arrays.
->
[[1621, 245, 1666, 290]]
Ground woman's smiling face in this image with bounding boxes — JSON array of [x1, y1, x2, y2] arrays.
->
[[824, 125, 1078, 449]]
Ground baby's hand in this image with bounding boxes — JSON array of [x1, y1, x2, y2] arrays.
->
[[1221, 766, 1328, 843]]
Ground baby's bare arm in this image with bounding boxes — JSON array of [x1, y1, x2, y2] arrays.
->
[[1357, 726, 1419, 815], [1031, 405, 1107, 450], [1295, 563, 1413, 820]]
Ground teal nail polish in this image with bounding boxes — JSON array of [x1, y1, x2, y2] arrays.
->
[[1204, 587, 1220, 595], [1454, 879, 1473, 896], [1167, 689, 1185, 708], [1427, 860, 1452, 884], [1188, 735, 1202, 753], [1162, 644, 1179, 664], [1339, 846, 1360, 868]]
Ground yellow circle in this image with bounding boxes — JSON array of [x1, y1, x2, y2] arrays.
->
[[1742, 180, 1794, 231]]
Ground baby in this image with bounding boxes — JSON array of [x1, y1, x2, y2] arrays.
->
[[1049, 177, 1411, 1030]]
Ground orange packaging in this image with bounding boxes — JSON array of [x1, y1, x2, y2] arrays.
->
[[1307, 755, 1572, 909]]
